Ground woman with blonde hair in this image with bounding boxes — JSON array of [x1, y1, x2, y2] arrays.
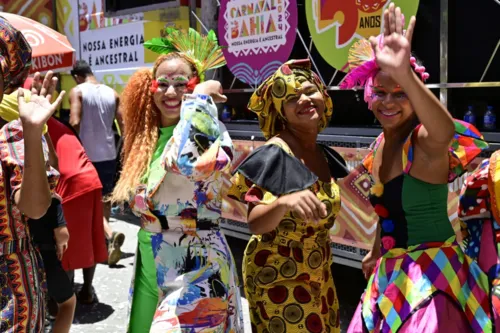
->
[[111, 28, 242, 332]]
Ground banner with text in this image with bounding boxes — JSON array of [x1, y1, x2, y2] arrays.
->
[[80, 21, 145, 71], [219, 0, 298, 85]]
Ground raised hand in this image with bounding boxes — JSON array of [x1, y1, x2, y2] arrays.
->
[[18, 71, 65, 133], [369, 3, 416, 82]]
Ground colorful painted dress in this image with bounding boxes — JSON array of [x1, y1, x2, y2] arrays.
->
[[229, 139, 348, 333], [0, 120, 59, 333], [348, 120, 494, 333], [127, 94, 243, 332], [459, 150, 500, 330]]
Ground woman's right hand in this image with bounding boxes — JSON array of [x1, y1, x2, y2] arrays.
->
[[278, 190, 327, 222], [19, 71, 64, 134], [192, 80, 227, 103], [362, 249, 381, 280]]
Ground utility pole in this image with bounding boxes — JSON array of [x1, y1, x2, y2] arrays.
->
[[189, 0, 197, 29], [202, 0, 221, 82]]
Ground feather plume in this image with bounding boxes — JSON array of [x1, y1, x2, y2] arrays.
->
[[340, 59, 379, 89], [341, 36, 382, 90], [144, 27, 226, 82], [347, 38, 375, 71]]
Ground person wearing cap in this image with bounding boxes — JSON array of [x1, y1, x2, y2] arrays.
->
[[0, 16, 65, 332]]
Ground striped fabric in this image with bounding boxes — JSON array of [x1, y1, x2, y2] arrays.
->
[[0, 120, 59, 333]]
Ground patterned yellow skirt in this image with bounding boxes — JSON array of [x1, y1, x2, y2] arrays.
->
[[243, 233, 340, 333]]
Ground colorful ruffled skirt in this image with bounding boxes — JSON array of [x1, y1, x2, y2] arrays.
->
[[348, 237, 493, 333]]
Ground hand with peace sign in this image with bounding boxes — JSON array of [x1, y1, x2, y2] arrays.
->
[[18, 71, 65, 134], [369, 3, 416, 83]]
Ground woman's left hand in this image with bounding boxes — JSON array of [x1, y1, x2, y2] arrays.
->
[[362, 249, 380, 280], [18, 71, 65, 133], [369, 3, 416, 82]]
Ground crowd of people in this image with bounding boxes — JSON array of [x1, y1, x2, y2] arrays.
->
[[0, 4, 499, 333]]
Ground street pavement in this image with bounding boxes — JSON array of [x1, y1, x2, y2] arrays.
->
[[68, 212, 366, 332]]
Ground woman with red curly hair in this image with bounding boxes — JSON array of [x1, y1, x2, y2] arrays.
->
[[111, 29, 242, 332]]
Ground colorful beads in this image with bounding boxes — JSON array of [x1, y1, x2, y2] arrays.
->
[[371, 182, 384, 197], [381, 219, 395, 233], [381, 236, 396, 250], [374, 204, 389, 218]]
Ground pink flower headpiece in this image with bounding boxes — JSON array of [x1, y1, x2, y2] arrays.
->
[[340, 33, 429, 109]]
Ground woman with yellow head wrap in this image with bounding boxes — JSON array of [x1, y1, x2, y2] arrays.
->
[[248, 59, 333, 140], [228, 59, 347, 333]]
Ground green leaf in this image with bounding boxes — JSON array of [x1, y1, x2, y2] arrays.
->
[[144, 38, 176, 54], [207, 30, 217, 42], [188, 27, 199, 37], [147, 27, 225, 76]]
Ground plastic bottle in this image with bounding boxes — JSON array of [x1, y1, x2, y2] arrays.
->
[[483, 105, 496, 130], [463, 105, 476, 126], [221, 105, 231, 123]]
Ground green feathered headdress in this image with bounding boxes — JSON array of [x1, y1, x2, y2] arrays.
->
[[144, 27, 226, 82]]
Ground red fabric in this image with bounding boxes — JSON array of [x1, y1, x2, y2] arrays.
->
[[61, 189, 107, 270], [47, 117, 102, 203], [23, 77, 32, 89]]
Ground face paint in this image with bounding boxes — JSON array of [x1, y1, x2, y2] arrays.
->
[[370, 72, 414, 130], [151, 75, 189, 94], [371, 86, 408, 101]]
